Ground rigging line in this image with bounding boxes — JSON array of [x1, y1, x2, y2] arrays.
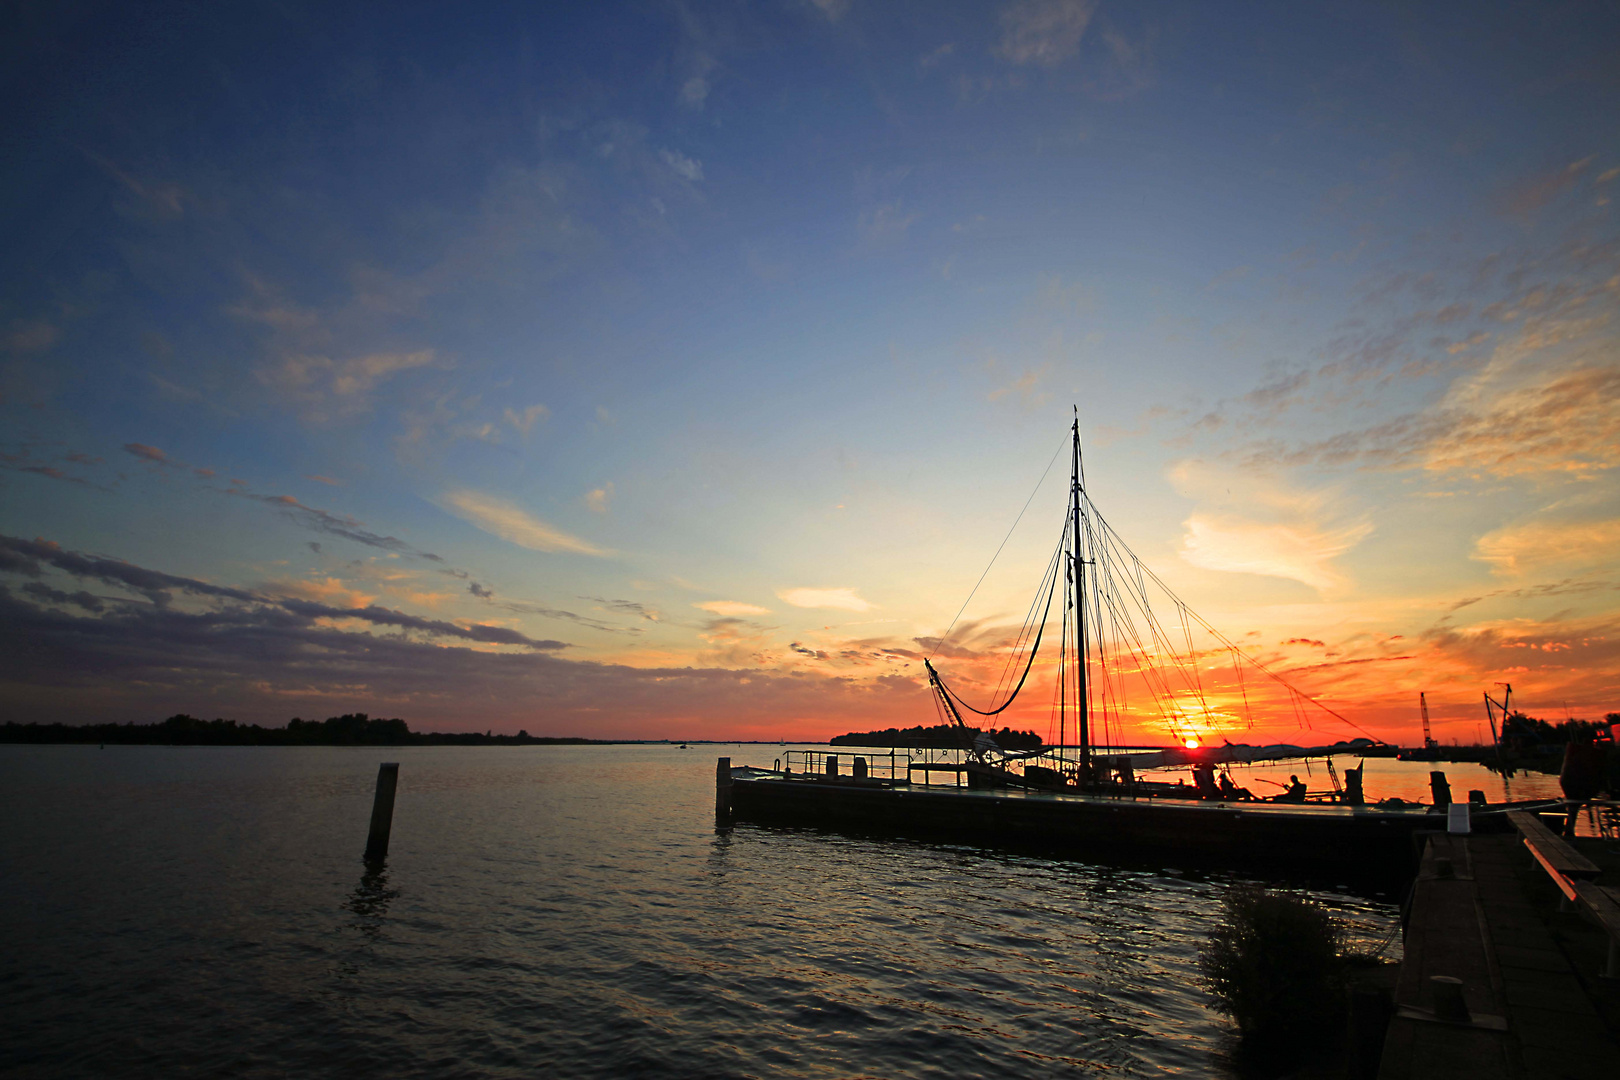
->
[[1097, 528, 1195, 713], [1090, 537, 1112, 747], [1049, 582, 1067, 749], [1089, 538, 1168, 701], [1232, 646, 1255, 729], [1178, 600, 1215, 726], [985, 524, 1066, 711], [988, 518, 1067, 706], [1093, 564, 1180, 738], [1099, 547, 1149, 744], [1287, 685, 1309, 730], [940, 544, 1061, 717], [1085, 501, 1109, 750], [1099, 558, 1133, 732], [929, 431, 1068, 661], [1093, 517, 1189, 682], [1088, 507, 1380, 741]]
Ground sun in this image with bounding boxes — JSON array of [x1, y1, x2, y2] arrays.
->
[[1183, 737, 1200, 750]]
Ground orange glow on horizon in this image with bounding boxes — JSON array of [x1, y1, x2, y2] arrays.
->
[[1183, 737, 1200, 749]]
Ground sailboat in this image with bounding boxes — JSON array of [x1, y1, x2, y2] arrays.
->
[[723, 413, 1559, 875]]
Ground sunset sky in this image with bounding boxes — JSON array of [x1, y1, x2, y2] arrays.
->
[[3, 1, 1618, 744]]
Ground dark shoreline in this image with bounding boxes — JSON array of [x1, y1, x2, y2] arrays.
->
[[0, 714, 785, 748]]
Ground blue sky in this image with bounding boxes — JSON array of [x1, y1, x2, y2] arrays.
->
[[4, 1, 1618, 741]]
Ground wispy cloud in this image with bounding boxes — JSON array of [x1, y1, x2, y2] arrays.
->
[[1422, 351, 1620, 480], [123, 442, 173, 466], [442, 490, 609, 556], [504, 403, 549, 435], [2, 443, 109, 490], [0, 533, 258, 607], [236, 491, 445, 562], [1179, 515, 1374, 592], [695, 600, 771, 616], [986, 362, 1052, 408], [808, 0, 851, 21], [3, 319, 59, 354], [1473, 517, 1620, 577], [777, 587, 874, 611], [857, 201, 920, 244], [660, 148, 704, 182], [996, 0, 1096, 67], [257, 349, 439, 415], [75, 145, 187, 219], [268, 575, 377, 609], [1498, 156, 1594, 218], [0, 533, 566, 651], [585, 482, 613, 513], [1171, 462, 1373, 592], [585, 596, 660, 622], [1236, 284, 1620, 483], [0, 540, 939, 733]]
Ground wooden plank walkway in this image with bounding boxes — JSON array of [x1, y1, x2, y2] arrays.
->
[[1378, 831, 1620, 1079]]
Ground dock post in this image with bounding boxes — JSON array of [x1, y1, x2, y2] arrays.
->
[[716, 756, 733, 819], [1429, 770, 1451, 809], [364, 763, 399, 860]]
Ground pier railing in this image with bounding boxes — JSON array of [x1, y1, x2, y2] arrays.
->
[[775, 746, 1157, 789], [1507, 805, 1620, 979], [779, 747, 949, 785]]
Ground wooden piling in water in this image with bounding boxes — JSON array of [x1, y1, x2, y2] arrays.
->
[[365, 762, 399, 860], [715, 756, 732, 819]]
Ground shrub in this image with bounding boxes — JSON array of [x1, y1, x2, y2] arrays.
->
[[1198, 886, 1345, 1050]]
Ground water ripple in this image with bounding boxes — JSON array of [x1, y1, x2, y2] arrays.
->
[[0, 744, 1401, 1077]]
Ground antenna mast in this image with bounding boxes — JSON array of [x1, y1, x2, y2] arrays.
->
[[1072, 408, 1090, 781]]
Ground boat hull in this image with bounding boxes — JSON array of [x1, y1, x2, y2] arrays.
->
[[728, 773, 1519, 881]]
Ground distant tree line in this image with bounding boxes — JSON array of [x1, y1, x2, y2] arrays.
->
[[0, 713, 614, 746], [831, 723, 1043, 750], [1500, 712, 1619, 751]]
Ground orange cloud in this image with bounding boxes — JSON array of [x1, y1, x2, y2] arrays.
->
[[1180, 515, 1373, 591], [695, 600, 771, 616], [777, 586, 874, 611], [1424, 358, 1620, 480], [269, 576, 378, 610], [1473, 517, 1620, 576], [441, 490, 609, 556]]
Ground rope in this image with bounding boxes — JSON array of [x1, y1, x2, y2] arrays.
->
[[929, 432, 1066, 661], [938, 539, 1062, 717]]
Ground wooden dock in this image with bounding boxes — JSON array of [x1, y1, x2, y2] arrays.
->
[[1377, 825, 1620, 1079]]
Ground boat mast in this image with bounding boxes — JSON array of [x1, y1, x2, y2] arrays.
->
[[1071, 409, 1090, 779]]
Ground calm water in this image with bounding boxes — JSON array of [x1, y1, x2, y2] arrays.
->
[[2, 744, 1417, 1078]]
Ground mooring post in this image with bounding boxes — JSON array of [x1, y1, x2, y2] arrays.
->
[[1429, 975, 1469, 1022], [1429, 770, 1451, 809], [715, 756, 733, 819], [364, 762, 399, 860]]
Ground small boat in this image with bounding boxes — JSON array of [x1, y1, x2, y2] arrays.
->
[[725, 412, 1558, 877]]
